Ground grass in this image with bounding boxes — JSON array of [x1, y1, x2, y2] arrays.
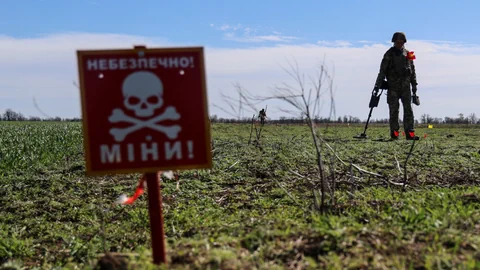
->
[[0, 121, 480, 269]]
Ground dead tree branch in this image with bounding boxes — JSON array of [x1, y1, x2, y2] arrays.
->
[[212, 82, 262, 120], [252, 56, 336, 214]]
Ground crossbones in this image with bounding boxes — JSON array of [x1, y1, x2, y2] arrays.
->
[[108, 107, 181, 142]]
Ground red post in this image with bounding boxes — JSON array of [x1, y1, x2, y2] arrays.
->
[[145, 172, 167, 265]]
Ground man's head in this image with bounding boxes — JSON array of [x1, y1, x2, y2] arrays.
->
[[391, 32, 407, 49]]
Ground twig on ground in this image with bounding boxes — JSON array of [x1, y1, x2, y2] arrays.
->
[[248, 114, 255, 144], [226, 160, 241, 171], [288, 169, 322, 187], [318, 136, 385, 178], [403, 140, 417, 191], [272, 178, 305, 209], [346, 190, 366, 199], [394, 154, 402, 176]]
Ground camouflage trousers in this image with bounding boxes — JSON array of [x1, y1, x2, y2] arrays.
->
[[387, 82, 414, 132], [259, 116, 266, 125]]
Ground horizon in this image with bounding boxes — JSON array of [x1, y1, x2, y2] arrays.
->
[[1, 106, 476, 125], [1, 0, 480, 122]]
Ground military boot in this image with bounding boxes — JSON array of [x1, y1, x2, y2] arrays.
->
[[406, 130, 419, 140], [390, 130, 399, 140]]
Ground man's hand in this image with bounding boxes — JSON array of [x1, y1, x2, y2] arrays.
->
[[412, 84, 420, 106], [412, 94, 420, 106]]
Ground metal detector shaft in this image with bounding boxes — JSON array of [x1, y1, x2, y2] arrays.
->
[[354, 88, 384, 139], [362, 106, 375, 135]]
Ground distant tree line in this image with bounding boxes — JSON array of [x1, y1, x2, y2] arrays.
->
[[208, 114, 365, 124], [419, 113, 479, 125], [0, 109, 81, 122], [0, 108, 478, 125], [208, 113, 480, 125]]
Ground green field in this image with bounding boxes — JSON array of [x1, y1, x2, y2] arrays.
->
[[1, 121, 480, 269]]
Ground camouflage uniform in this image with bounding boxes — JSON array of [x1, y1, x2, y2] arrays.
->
[[258, 109, 267, 125], [374, 32, 418, 140]]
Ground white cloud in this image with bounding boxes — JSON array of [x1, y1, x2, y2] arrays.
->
[[205, 41, 480, 121], [219, 23, 243, 31], [0, 32, 479, 121], [224, 33, 298, 43], [210, 23, 298, 44], [0, 33, 173, 118], [210, 23, 243, 32], [317, 40, 352, 47]]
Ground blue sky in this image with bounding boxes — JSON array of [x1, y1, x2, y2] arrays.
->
[[3, 0, 480, 46], [1, 0, 480, 120]]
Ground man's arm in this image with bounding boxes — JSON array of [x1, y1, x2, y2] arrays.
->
[[374, 51, 391, 88], [410, 60, 418, 93]]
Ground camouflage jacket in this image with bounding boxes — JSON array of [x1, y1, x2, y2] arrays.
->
[[375, 46, 418, 89]]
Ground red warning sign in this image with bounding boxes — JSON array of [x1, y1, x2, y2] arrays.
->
[[77, 46, 212, 175]]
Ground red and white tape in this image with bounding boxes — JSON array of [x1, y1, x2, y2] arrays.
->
[[115, 171, 175, 205]]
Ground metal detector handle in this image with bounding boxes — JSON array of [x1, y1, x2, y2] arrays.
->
[[369, 88, 383, 108], [372, 87, 385, 96]]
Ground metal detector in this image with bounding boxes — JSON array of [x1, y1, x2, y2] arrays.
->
[[353, 81, 388, 139]]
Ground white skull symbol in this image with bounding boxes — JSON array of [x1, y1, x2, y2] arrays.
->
[[122, 71, 163, 117]]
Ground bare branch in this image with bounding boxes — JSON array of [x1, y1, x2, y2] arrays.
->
[[212, 103, 241, 119], [214, 82, 265, 120], [32, 97, 52, 119], [255, 56, 337, 213]]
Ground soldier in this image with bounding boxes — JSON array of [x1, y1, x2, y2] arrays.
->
[[374, 32, 419, 140]]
